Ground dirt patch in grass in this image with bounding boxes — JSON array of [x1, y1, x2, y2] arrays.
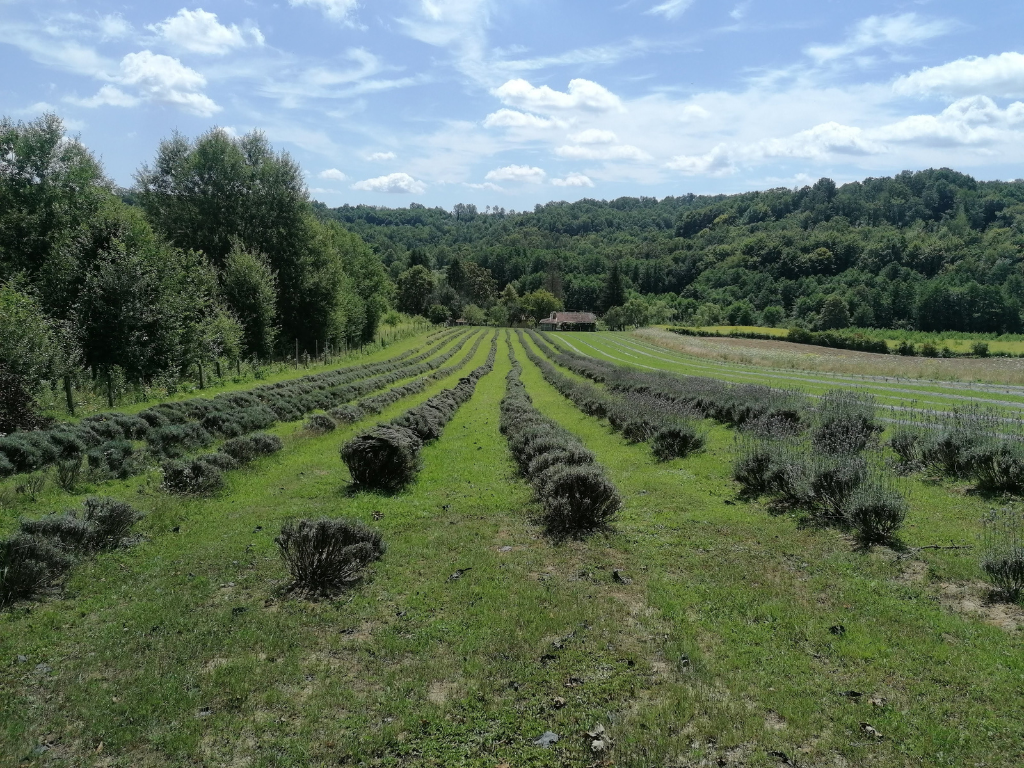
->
[[937, 581, 1024, 632]]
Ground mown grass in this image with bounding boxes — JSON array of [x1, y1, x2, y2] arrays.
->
[[2, 330, 1022, 766]]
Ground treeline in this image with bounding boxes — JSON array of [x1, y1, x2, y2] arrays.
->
[[320, 168, 1024, 335], [1, 114, 392, 430]]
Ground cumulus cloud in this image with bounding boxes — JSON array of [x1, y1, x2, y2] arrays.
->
[[465, 181, 504, 191], [483, 109, 565, 129], [319, 168, 348, 181], [555, 144, 650, 161], [117, 51, 220, 116], [290, 0, 359, 24], [551, 172, 594, 188], [807, 13, 956, 63], [98, 14, 132, 40], [876, 96, 1024, 147], [569, 129, 617, 144], [493, 78, 623, 113], [149, 9, 259, 55], [352, 172, 426, 194], [485, 164, 547, 183], [647, 0, 696, 20], [758, 121, 884, 158], [666, 144, 737, 176], [893, 52, 1024, 99], [66, 84, 139, 108], [366, 151, 397, 161]]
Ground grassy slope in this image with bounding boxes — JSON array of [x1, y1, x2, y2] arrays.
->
[[1, 329, 1022, 766], [513, 331, 1024, 767]]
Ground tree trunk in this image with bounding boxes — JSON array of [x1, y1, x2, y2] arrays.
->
[[198, 362, 205, 390], [64, 376, 74, 416], [106, 372, 114, 408], [215, 360, 222, 379]]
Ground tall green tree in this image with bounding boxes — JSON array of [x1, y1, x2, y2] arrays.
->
[[222, 244, 279, 359], [599, 261, 626, 313], [397, 265, 435, 317]]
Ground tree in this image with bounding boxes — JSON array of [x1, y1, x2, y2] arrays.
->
[[462, 303, 486, 325], [427, 304, 451, 324], [0, 281, 71, 383], [447, 256, 466, 293], [397, 265, 435, 316], [726, 300, 756, 326], [462, 261, 498, 306], [486, 303, 509, 327], [818, 293, 851, 330], [621, 295, 651, 328], [762, 305, 786, 327], [520, 289, 562, 322], [222, 244, 278, 359], [0, 114, 108, 285], [599, 261, 626, 312], [603, 306, 627, 330]]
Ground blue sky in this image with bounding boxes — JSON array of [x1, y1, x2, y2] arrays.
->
[[3, 1, 1024, 209]]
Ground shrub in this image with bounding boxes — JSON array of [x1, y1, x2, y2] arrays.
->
[[87, 440, 137, 479], [341, 425, 423, 492], [19, 514, 97, 551], [811, 390, 880, 454], [920, 342, 939, 358], [147, 423, 214, 459], [889, 428, 922, 468], [161, 459, 225, 495], [651, 424, 706, 461], [972, 443, 1024, 495], [537, 464, 621, 535], [196, 452, 240, 471], [920, 409, 997, 477], [306, 414, 337, 434], [0, 534, 74, 608], [221, 432, 283, 464], [972, 341, 990, 357], [276, 518, 385, 594], [0, 432, 57, 474], [329, 405, 364, 424], [981, 507, 1024, 601], [733, 442, 775, 495], [0, 454, 14, 478], [47, 430, 86, 461], [527, 447, 595, 477], [810, 456, 867, 520], [845, 482, 907, 544], [81, 497, 143, 548]]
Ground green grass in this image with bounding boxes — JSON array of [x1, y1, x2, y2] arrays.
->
[[1, 331, 1022, 766]]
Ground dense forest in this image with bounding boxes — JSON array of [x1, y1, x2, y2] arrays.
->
[[0, 114, 392, 430], [322, 169, 1024, 334]]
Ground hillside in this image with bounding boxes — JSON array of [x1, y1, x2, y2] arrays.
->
[[320, 169, 1024, 334]]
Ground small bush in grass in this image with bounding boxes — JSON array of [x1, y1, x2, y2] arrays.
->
[[196, 452, 240, 471], [81, 497, 143, 548], [341, 425, 422, 492], [0, 454, 14, 478], [47, 430, 85, 461], [537, 464, 621, 535], [845, 481, 907, 544], [162, 459, 225, 495], [811, 390, 880, 454], [920, 410, 997, 477], [810, 455, 867, 520], [19, 514, 96, 551], [276, 518, 385, 594], [87, 439, 137, 479], [221, 433, 283, 464], [651, 424, 706, 461], [733, 441, 775, 495], [527, 447, 595, 477], [981, 507, 1024, 601], [0, 534, 73, 608], [329, 405, 363, 424], [890, 427, 922, 468], [972, 443, 1024, 495], [306, 414, 337, 433]]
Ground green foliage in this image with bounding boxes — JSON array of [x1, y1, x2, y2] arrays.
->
[[520, 289, 562, 322], [462, 303, 487, 325], [222, 244, 278, 359], [276, 518, 385, 594], [427, 304, 451, 324], [397, 265, 435, 317]]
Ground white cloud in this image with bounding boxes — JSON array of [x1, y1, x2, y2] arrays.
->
[[569, 129, 617, 144], [555, 144, 650, 161], [807, 14, 956, 63], [98, 14, 132, 40], [494, 78, 623, 113], [398, 0, 493, 83], [319, 168, 348, 181], [290, 0, 359, 24], [758, 121, 884, 158], [893, 52, 1024, 99], [647, 0, 696, 20], [483, 109, 565, 129], [730, 3, 750, 21], [875, 96, 1024, 147], [352, 172, 426, 194], [117, 51, 220, 116], [465, 181, 504, 191], [67, 85, 140, 109], [149, 9, 256, 55], [366, 151, 397, 161], [666, 144, 737, 176], [485, 164, 547, 183], [552, 172, 594, 188]]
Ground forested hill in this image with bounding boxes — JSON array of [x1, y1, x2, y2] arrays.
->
[[319, 170, 1024, 334]]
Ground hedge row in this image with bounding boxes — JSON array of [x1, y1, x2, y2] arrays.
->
[[0, 329, 469, 481], [669, 326, 890, 354], [517, 331, 706, 460], [341, 333, 499, 492], [160, 432, 284, 495], [1, 497, 143, 608], [500, 338, 621, 536]]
